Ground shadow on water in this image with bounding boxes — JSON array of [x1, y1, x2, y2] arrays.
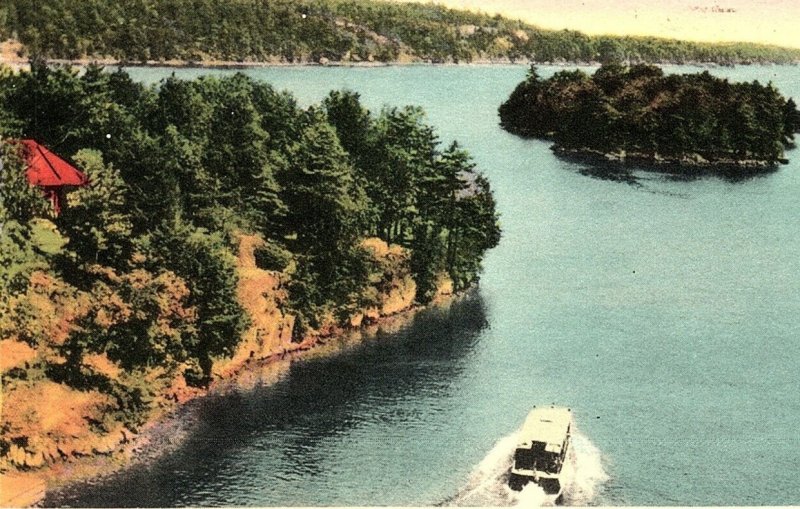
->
[[45, 292, 490, 507], [556, 150, 781, 186]]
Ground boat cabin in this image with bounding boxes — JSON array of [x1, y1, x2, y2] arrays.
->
[[509, 407, 572, 495]]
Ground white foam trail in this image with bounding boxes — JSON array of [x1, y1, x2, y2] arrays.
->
[[562, 429, 609, 505], [445, 430, 525, 506], [446, 425, 608, 507]]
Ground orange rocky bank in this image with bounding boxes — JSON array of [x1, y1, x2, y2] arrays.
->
[[0, 234, 453, 506]]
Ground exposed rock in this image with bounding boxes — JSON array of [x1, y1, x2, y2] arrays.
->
[[8, 444, 26, 466], [511, 29, 529, 42], [82, 352, 122, 380], [0, 473, 46, 507], [24, 451, 45, 468], [381, 275, 416, 315], [435, 275, 454, 298], [0, 231, 456, 491], [45, 444, 60, 462], [0, 339, 37, 372], [349, 313, 364, 328], [458, 24, 477, 37], [91, 433, 120, 455], [554, 145, 779, 170]]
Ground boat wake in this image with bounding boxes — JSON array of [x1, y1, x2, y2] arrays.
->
[[444, 427, 608, 506]]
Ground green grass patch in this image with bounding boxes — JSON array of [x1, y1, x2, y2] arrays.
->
[[30, 218, 66, 254]]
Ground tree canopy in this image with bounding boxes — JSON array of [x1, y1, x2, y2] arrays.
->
[[0, 64, 500, 393], [499, 63, 800, 167], [2, 0, 799, 65]]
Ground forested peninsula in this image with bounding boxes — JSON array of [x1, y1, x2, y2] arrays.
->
[[2, 0, 800, 66], [0, 63, 500, 499], [499, 64, 800, 168]]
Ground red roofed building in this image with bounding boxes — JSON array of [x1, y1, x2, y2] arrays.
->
[[20, 139, 88, 215]]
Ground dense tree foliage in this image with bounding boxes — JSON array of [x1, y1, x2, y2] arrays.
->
[[0, 63, 500, 398], [58, 149, 133, 268], [499, 64, 800, 166], [0, 142, 48, 299], [323, 91, 501, 301], [1, 0, 799, 65]]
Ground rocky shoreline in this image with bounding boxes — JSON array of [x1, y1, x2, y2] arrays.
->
[[552, 145, 787, 170], [2, 291, 461, 507], [1, 37, 793, 72], [0, 236, 456, 507]]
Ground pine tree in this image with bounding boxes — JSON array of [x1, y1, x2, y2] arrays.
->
[[323, 89, 372, 164], [146, 218, 248, 385], [58, 149, 133, 268], [281, 108, 371, 320]]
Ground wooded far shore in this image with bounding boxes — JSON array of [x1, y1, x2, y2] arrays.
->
[[2, 0, 800, 66]]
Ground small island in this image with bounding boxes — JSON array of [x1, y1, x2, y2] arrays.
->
[[499, 63, 800, 168]]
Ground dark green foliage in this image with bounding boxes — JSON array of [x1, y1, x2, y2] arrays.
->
[[0, 141, 46, 225], [446, 174, 501, 291], [280, 108, 373, 322], [0, 220, 46, 299], [369, 106, 439, 244], [145, 219, 248, 385], [322, 92, 501, 302], [499, 64, 800, 165], [0, 143, 49, 299], [282, 108, 367, 254], [253, 241, 293, 272], [323, 90, 372, 163], [0, 64, 499, 382], [2, 0, 799, 65], [409, 223, 446, 304], [783, 98, 800, 146], [57, 149, 133, 268]]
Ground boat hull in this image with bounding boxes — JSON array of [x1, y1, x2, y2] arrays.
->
[[508, 472, 564, 501]]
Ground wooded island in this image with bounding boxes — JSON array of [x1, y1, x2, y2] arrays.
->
[[499, 64, 800, 168]]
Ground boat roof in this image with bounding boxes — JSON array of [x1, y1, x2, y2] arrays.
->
[[518, 407, 571, 453]]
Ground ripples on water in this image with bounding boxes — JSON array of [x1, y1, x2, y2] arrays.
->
[[45, 63, 800, 506], [447, 426, 608, 507]]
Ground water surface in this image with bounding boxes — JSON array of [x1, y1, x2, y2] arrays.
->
[[48, 64, 800, 506]]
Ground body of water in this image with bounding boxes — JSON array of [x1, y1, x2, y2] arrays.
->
[[48, 64, 800, 506]]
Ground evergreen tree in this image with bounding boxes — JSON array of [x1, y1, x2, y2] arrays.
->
[[57, 149, 133, 268], [281, 108, 371, 320], [369, 106, 438, 243], [323, 89, 372, 164], [146, 219, 248, 385], [283, 108, 367, 254], [500, 63, 797, 165], [783, 98, 800, 145], [0, 142, 48, 299], [409, 221, 446, 304], [448, 174, 501, 291]]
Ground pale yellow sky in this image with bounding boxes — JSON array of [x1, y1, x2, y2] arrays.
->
[[397, 0, 800, 49]]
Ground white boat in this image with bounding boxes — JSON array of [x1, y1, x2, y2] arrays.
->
[[508, 406, 572, 502]]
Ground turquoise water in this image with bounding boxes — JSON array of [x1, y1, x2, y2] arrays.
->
[[48, 64, 800, 506]]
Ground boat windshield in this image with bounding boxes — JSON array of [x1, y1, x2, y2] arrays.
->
[[513, 444, 561, 473]]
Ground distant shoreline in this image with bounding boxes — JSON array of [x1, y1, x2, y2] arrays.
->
[[552, 146, 787, 170], [1, 56, 797, 72]]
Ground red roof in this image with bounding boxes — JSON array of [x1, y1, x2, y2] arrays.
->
[[21, 139, 88, 187]]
